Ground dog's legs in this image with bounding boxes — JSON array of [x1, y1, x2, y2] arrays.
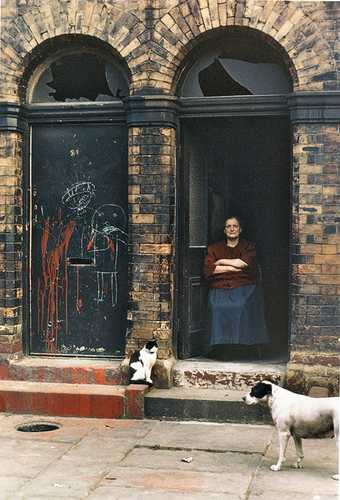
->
[[270, 431, 290, 471], [292, 434, 304, 469]]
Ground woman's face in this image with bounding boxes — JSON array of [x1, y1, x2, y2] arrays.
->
[[224, 218, 241, 240]]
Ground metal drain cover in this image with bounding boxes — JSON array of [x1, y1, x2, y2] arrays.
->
[[16, 422, 61, 433]]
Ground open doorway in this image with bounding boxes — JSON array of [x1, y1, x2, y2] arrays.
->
[[178, 116, 290, 361]]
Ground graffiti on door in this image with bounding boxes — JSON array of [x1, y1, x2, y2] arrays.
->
[[87, 204, 128, 307], [36, 191, 127, 353], [36, 183, 127, 353], [31, 124, 128, 356]]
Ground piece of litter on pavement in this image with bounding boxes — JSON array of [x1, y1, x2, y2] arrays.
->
[[53, 483, 64, 488], [181, 456, 193, 463]]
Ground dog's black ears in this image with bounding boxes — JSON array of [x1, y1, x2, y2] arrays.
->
[[250, 382, 272, 399]]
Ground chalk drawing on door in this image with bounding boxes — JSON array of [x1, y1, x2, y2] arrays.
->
[[86, 204, 128, 307], [61, 181, 95, 215]]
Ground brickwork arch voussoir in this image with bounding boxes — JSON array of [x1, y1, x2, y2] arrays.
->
[[153, 0, 336, 95], [1, 0, 147, 102]]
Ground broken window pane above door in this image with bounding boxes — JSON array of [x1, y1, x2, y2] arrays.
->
[[183, 56, 291, 97], [31, 53, 129, 103], [178, 31, 292, 97]]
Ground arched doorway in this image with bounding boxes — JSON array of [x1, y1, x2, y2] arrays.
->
[[25, 38, 130, 357], [177, 28, 292, 360]]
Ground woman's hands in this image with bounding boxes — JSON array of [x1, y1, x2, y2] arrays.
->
[[214, 258, 248, 269], [213, 264, 241, 274]]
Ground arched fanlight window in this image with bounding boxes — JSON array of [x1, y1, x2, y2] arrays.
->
[[178, 30, 292, 97], [30, 51, 129, 103]]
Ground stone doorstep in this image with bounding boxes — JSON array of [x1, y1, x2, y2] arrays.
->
[[146, 357, 285, 424], [145, 387, 272, 424], [0, 356, 286, 391], [0, 356, 286, 390], [172, 358, 287, 390], [0, 356, 125, 385], [0, 380, 148, 419]]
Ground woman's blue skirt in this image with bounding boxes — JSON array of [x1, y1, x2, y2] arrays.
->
[[208, 285, 269, 346]]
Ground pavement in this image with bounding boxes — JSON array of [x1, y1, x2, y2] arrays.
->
[[0, 413, 338, 500]]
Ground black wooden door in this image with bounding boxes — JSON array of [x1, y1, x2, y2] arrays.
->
[[30, 123, 128, 356], [179, 122, 209, 358]]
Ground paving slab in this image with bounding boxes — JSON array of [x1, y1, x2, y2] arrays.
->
[[121, 447, 261, 473], [0, 438, 69, 478], [0, 413, 95, 444], [82, 419, 153, 441], [265, 436, 338, 475], [88, 487, 236, 500], [250, 468, 339, 500], [15, 497, 81, 500], [0, 477, 32, 498], [251, 438, 339, 498], [102, 466, 252, 496], [139, 420, 274, 454], [248, 491, 337, 500], [14, 422, 153, 498], [16, 469, 107, 498], [0, 413, 152, 443]]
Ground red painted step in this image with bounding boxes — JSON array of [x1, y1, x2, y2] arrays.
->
[[0, 380, 148, 419], [0, 357, 125, 385]]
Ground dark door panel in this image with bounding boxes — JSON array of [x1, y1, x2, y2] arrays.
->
[[30, 123, 128, 356], [178, 123, 208, 358], [187, 274, 209, 356]]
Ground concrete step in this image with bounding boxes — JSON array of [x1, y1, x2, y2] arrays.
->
[[173, 358, 286, 390], [145, 387, 272, 424], [0, 380, 148, 419], [0, 357, 124, 385]]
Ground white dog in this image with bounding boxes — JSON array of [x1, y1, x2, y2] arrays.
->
[[243, 381, 339, 479]]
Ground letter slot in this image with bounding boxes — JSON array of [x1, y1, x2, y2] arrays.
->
[[67, 257, 94, 266]]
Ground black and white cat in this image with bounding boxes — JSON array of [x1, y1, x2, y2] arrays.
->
[[128, 340, 158, 386]]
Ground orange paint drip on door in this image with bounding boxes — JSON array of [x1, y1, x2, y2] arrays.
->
[[38, 218, 75, 352]]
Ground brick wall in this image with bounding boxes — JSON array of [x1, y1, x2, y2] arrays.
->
[[288, 122, 340, 394], [0, 1, 339, 389], [291, 123, 340, 354], [153, 1, 337, 94], [0, 131, 22, 356], [0, 1, 338, 101], [126, 126, 176, 360]]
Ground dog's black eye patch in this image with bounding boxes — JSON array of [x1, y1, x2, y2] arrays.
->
[[250, 382, 272, 399]]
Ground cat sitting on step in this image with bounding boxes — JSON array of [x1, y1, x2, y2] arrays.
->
[[128, 340, 158, 386]]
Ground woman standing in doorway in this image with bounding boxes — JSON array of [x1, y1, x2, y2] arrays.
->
[[203, 216, 269, 359]]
